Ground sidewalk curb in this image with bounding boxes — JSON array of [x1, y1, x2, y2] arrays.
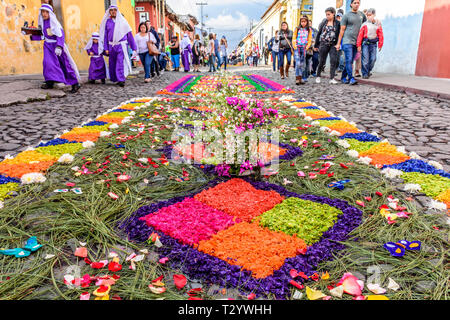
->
[[357, 78, 450, 101]]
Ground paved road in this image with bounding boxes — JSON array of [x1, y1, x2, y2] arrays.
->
[[1, 65, 449, 171], [0, 70, 177, 160], [246, 66, 450, 171]]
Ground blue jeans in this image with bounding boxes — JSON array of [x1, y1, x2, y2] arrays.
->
[[341, 44, 357, 81], [215, 53, 221, 69], [209, 54, 216, 72], [159, 54, 167, 70], [271, 51, 279, 71], [221, 55, 228, 70], [278, 48, 292, 68], [294, 47, 306, 77], [139, 52, 153, 79], [171, 54, 180, 69], [362, 42, 378, 77]]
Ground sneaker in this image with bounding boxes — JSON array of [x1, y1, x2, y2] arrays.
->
[[349, 78, 358, 85], [341, 78, 349, 85], [329, 79, 338, 85], [315, 77, 321, 84], [362, 75, 369, 79], [302, 78, 308, 83]]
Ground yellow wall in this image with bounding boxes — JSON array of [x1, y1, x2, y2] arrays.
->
[[0, 0, 137, 76], [0, 0, 44, 75]]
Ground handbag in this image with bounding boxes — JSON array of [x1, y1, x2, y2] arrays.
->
[[147, 33, 160, 56], [283, 30, 295, 54]]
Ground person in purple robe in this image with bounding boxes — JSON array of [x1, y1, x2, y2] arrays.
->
[[85, 32, 107, 84], [30, 4, 80, 93], [98, 5, 137, 87], [180, 33, 192, 73]]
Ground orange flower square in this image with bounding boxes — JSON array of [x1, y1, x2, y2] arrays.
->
[[198, 222, 307, 278]]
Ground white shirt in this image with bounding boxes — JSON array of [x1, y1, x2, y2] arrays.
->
[[134, 32, 157, 54]]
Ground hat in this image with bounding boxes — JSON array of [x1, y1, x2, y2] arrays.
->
[[337, 12, 343, 18]]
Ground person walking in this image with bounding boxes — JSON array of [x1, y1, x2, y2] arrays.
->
[[293, 16, 312, 85], [336, 11, 345, 73], [357, 8, 384, 79], [99, 4, 137, 87], [220, 36, 228, 70], [192, 34, 201, 72], [169, 35, 180, 71], [263, 44, 269, 65], [315, 7, 341, 85], [278, 22, 293, 79], [305, 19, 319, 80], [30, 3, 80, 93], [207, 33, 216, 72], [85, 32, 107, 84], [213, 34, 221, 71], [336, 0, 367, 85], [252, 43, 260, 67], [267, 31, 280, 72], [134, 22, 156, 83], [180, 33, 192, 72]]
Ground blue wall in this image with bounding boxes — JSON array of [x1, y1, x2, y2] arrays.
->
[[374, 13, 424, 74]]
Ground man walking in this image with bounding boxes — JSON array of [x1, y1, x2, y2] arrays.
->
[[336, 0, 366, 85], [99, 4, 137, 87], [213, 34, 221, 71]]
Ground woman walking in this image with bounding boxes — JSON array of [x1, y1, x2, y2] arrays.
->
[[278, 22, 293, 79], [192, 34, 201, 72], [207, 33, 216, 72], [220, 37, 228, 70], [169, 35, 180, 71], [268, 31, 280, 72], [134, 22, 156, 83], [293, 16, 312, 85], [315, 7, 341, 84]]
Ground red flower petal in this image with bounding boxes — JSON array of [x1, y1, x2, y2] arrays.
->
[[289, 269, 298, 278], [289, 280, 304, 290], [173, 274, 187, 290]]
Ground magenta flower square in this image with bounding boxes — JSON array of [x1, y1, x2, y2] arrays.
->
[[139, 198, 241, 246]]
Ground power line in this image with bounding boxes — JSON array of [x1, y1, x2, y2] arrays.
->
[[196, 2, 208, 39]]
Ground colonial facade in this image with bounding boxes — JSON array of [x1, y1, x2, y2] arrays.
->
[[0, 0, 136, 76], [0, 0, 198, 76], [134, 0, 198, 45], [240, 0, 314, 54]]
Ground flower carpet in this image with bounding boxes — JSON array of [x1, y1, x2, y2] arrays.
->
[[120, 178, 362, 297], [157, 74, 295, 96], [0, 75, 448, 301]]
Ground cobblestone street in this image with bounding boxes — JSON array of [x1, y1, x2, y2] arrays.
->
[[248, 66, 450, 170], [1, 65, 449, 170]]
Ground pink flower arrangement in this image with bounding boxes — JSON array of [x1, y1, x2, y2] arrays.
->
[[139, 198, 241, 246]]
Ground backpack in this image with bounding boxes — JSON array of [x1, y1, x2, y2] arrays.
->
[[267, 38, 273, 51]]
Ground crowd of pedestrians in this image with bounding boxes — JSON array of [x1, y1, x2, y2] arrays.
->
[[264, 0, 384, 86]]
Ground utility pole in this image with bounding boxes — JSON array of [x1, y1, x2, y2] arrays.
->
[[196, 2, 208, 40]]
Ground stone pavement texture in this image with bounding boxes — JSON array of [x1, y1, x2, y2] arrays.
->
[[0, 65, 449, 171], [235, 65, 450, 171]]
